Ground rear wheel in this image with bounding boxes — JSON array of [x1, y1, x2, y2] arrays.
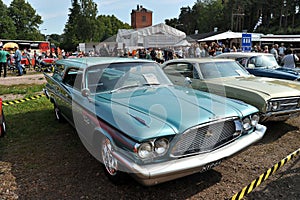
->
[[0, 111, 6, 137], [54, 104, 65, 123]]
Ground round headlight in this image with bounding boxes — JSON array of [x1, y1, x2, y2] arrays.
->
[[270, 102, 279, 111], [137, 143, 153, 159], [154, 138, 169, 155], [251, 114, 260, 126], [242, 117, 251, 130]]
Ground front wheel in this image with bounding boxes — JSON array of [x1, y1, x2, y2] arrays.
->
[[101, 138, 126, 184]]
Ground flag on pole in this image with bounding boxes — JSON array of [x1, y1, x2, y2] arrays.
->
[[253, 15, 262, 31]]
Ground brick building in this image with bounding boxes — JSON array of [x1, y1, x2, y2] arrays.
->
[[131, 5, 152, 29]]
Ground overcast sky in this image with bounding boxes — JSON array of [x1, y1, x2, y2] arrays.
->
[[3, 0, 196, 35]]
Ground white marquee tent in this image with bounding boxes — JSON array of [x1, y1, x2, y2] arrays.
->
[[116, 23, 186, 49], [174, 39, 191, 47], [198, 31, 262, 42]]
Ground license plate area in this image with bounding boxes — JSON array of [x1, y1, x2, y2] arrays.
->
[[200, 160, 222, 173]]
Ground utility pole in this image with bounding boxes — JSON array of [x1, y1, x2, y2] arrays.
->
[[231, 12, 245, 32]]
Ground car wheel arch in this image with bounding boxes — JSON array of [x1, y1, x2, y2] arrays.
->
[[92, 129, 128, 184], [92, 129, 114, 160]]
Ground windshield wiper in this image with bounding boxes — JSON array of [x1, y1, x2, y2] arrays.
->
[[110, 84, 139, 93]]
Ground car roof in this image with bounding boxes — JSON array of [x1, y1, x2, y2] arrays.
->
[[215, 52, 273, 58], [163, 58, 235, 65], [55, 57, 155, 69]]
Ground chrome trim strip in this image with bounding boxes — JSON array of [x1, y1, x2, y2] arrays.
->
[[261, 109, 300, 122], [181, 116, 238, 134], [269, 96, 300, 101]]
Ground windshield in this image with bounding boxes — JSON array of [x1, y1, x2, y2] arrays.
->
[[199, 61, 250, 79], [248, 55, 279, 68], [85, 62, 172, 93]]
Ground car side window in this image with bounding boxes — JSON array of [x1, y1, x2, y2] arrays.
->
[[164, 63, 198, 78], [86, 67, 125, 93], [236, 57, 248, 67], [52, 64, 65, 82], [199, 63, 220, 79], [63, 68, 82, 91]]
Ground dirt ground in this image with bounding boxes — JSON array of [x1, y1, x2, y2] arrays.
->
[[0, 73, 47, 86], [0, 74, 299, 200]]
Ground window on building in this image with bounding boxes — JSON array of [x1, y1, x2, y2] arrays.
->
[[142, 16, 146, 22]]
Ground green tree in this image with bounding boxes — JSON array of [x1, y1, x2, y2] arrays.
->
[[77, 0, 98, 42], [7, 0, 43, 40], [62, 0, 82, 51], [165, 0, 300, 35], [62, 0, 99, 50], [62, 0, 131, 51], [96, 15, 131, 42], [0, 0, 16, 39], [47, 34, 63, 49]]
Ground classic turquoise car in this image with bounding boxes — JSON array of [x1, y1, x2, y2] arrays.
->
[[44, 57, 266, 186], [162, 58, 300, 122]]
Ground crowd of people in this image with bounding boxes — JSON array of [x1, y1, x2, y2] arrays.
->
[[0, 42, 66, 77], [113, 42, 299, 69], [1, 40, 299, 78]]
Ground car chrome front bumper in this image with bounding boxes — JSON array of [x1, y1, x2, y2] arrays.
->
[[112, 124, 267, 186], [261, 109, 300, 122]]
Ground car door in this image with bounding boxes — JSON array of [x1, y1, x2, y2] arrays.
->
[[59, 67, 83, 125]]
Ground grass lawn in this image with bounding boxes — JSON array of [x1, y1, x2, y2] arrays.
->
[[0, 83, 79, 155]]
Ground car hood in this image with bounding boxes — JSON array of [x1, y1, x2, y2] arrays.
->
[[248, 67, 300, 80], [276, 67, 300, 76], [215, 76, 300, 99], [94, 85, 257, 141]]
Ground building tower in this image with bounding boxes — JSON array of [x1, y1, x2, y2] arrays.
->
[[131, 5, 152, 29]]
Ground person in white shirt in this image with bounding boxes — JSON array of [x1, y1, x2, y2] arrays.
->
[[281, 49, 299, 68], [195, 44, 201, 58], [177, 48, 183, 58], [278, 43, 286, 57], [270, 44, 279, 62]]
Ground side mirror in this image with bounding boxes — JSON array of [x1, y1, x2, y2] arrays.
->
[[247, 64, 255, 69], [184, 77, 192, 85], [81, 88, 91, 97]]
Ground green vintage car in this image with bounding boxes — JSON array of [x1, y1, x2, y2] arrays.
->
[[162, 58, 300, 122]]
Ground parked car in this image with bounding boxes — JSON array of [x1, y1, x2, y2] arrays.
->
[[0, 98, 7, 137], [43, 57, 266, 186], [161, 58, 300, 122], [215, 52, 300, 81]]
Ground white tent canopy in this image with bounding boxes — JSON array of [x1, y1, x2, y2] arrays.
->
[[116, 23, 186, 49], [259, 34, 300, 42], [198, 31, 262, 42], [174, 39, 191, 47]]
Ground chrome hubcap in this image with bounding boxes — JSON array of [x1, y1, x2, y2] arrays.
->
[[54, 107, 60, 120], [102, 138, 118, 176], [2, 121, 6, 133]]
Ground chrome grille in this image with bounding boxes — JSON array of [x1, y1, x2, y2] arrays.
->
[[171, 119, 239, 157], [272, 97, 300, 111]]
